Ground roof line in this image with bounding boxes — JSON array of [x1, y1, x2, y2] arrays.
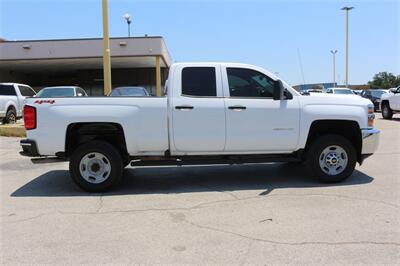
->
[[0, 36, 164, 43]]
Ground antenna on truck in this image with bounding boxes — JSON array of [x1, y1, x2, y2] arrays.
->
[[297, 48, 306, 85]]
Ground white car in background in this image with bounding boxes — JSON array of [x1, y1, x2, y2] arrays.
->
[[0, 83, 36, 123], [381, 86, 400, 119], [324, 87, 355, 95]]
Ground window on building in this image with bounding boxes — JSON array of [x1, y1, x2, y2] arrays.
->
[[227, 68, 277, 98], [182, 67, 217, 97]]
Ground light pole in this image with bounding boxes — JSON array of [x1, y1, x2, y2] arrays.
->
[[102, 0, 112, 96], [123, 13, 132, 37], [330, 50, 337, 87], [341, 6, 354, 87]]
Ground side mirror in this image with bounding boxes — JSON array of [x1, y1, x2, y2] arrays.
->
[[77, 93, 83, 97], [273, 80, 284, 100]]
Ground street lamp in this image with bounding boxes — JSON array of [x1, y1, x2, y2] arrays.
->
[[330, 50, 338, 87], [341, 6, 354, 87], [123, 13, 132, 37]]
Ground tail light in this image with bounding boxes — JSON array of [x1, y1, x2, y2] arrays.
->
[[24, 105, 36, 130], [368, 105, 374, 128]]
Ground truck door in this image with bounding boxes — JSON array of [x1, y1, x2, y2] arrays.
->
[[171, 65, 226, 153], [222, 66, 300, 152]]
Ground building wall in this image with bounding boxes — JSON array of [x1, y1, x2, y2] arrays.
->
[[0, 37, 171, 66]]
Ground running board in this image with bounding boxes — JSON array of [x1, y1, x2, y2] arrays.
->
[[130, 154, 302, 167], [31, 157, 67, 164]]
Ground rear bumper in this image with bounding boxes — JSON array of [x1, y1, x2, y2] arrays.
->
[[20, 139, 40, 157], [361, 128, 380, 155]]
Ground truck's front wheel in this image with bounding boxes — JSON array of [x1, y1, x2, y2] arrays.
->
[[306, 135, 356, 183], [69, 141, 123, 192]]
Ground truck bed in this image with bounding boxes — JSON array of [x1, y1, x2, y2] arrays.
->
[[24, 97, 169, 156]]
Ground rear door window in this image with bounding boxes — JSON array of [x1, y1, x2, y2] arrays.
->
[[19, 86, 36, 97], [77, 88, 87, 96], [181, 67, 217, 97], [0, 85, 17, 96]]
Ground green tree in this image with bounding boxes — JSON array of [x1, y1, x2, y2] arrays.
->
[[368, 72, 400, 89]]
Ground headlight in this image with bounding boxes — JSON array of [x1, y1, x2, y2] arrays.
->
[[368, 105, 375, 128]]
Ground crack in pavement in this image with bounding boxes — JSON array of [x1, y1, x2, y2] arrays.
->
[[183, 219, 400, 247], [197, 183, 241, 200], [6, 192, 399, 223]]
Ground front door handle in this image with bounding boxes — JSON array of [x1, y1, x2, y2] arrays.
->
[[175, 105, 194, 110], [228, 105, 246, 110]]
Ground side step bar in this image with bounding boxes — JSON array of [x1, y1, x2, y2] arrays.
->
[[130, 154, 303, 167]]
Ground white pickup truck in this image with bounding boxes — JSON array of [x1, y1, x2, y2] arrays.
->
[[0, 83, 36, 123], [381, 86, 400, 119], [20, 63, 380, 192]]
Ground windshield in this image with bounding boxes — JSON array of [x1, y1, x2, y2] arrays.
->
[[37, 87, 75, 97], [110, 87, 148, 96], [334, 89, 354, 95]]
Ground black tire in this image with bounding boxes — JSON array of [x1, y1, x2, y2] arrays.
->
[[381, 103, 393, 119], [69, 140, 123, 192], [4, 108, 16, 124], [305, 134, 356, 183]]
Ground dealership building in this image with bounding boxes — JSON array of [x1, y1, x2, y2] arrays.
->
[[0, 37, 172, 95]]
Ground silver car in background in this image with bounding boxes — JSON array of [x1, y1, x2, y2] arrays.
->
[[109, 86, 150, 97], [36, 86, 88, 97]]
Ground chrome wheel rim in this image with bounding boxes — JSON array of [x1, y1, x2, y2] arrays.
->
[[79, 152, 111, 184], [319, 145, 348, 175]]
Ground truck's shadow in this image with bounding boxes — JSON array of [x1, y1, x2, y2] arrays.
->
[[11, 163, 373, 197]]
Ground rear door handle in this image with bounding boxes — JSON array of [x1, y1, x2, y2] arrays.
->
[[175, 105, 194, 110], [228, 105, 246, 110]]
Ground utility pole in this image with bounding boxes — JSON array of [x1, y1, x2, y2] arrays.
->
[[330, 50, 338, 87], [341, 6, 354, 88], [102, 0, 112, 95]]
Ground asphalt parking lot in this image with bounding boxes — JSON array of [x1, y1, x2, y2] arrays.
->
[[1, 114, 399, 264]]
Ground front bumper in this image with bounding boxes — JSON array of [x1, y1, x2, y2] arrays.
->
[[361, 128, 380, 155], [20, 139, 40, 157]]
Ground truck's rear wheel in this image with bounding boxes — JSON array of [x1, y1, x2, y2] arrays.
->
[[69, 141, 123, 192], [382, 103, 393, 119], [306, 134, 356, 183]]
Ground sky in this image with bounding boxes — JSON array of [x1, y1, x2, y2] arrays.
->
[[0, 0, 399, 86]]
